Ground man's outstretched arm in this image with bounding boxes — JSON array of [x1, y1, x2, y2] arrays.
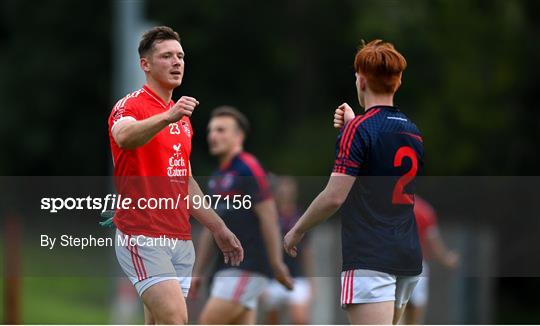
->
[[255, 199, 293, 289], [283, 173, 356, 257]]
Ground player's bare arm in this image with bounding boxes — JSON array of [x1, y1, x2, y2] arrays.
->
[[113, 96, 199, 149], [283, 173, 356, 257], [188, 172, 244, 266], [425, 227, 460, 268], [333, 102, 356, 128], [254, 199, 294, 290]]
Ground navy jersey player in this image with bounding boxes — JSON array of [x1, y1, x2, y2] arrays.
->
[[284, 40, 424, 325], [262, 176, 314, 324], [191, 106, 293, 324]]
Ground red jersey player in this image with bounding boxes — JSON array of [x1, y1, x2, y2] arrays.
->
[[403, 196, 459, 324], [108, 26, 243, 324]]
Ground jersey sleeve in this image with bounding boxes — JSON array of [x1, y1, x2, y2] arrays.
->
[[333, 120, 369, 176], [108, 98, 140, 135], [181, 116, 194, 138], [239, 155, 272, 204]]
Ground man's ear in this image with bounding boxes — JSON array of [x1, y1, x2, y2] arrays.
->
[[360, 75, 367, 91], [395, 74, 403, 92], [140, 57, 150, 72]]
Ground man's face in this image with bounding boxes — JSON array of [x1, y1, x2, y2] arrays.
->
[[356, 72, 366, 108], [207, 116, 243, 157], [275, 178, 298, 204], [141, 39, 184, 89]]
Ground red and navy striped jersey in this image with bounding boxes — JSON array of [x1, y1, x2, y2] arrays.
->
[[333, 105, 424, 276], [207, 152, 273, 276]]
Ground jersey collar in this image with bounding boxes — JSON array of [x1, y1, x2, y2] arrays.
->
[[219, 152, 242, 171], [142, 85, 173, 109], [366, 105, 399, 112]]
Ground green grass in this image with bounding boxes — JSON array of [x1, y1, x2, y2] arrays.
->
[[22, 277, 111, 324], [0, 233, 140, 324]]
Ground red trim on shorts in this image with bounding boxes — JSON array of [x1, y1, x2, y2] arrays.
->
[[232, 271, 250, 302], [133, 243, 148, 280], [347, 270, 354, 304], [341, 271, 346, 304], [128, 235, 147, 281], [127, 236, 142, 281], [342, 270, 351, 305]]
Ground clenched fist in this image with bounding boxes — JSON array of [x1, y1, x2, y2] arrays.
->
[[165, 96, 199, 123], [333, 102, 356, 128]]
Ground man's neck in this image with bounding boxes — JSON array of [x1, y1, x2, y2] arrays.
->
[[146, 79, 174, 104], [218, 147, 243, 168], [363, 94, 394, 112]]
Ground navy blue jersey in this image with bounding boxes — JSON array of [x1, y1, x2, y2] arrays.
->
[[208, 152, 273, 276], [333, 106, 424, 276]]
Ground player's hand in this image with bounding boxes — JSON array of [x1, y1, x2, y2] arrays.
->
[[334, 103, 355, 128], [283, 227, 304, 258], [165, 96, 199, 123], [188, 276, 204, 299], [272, 261, 294, 290], [444, 251, 460, 269], [212, 226, 244, 266]]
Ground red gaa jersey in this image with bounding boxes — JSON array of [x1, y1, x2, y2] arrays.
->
[[108, 85, 193, 239], [414, 196, 438, 258]]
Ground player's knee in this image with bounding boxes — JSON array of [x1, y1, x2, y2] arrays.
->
[[157, 311, 187, 325], [155, 303, 187, 325]]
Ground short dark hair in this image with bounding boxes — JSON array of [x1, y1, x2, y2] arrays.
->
[[210, 106, 250, 135], [138, 26, 180, 58]]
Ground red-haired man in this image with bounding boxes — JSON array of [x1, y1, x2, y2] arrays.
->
[[284, 40, 424, 324]]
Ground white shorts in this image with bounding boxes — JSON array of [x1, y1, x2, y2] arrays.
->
[[210, 268, 270, 310], [341, 269, 419, 309], [262, 277, 311, 309], [114, 229, 195, 297], [409, 262, 429, 306]]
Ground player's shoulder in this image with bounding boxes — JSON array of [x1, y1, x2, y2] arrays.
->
[[235, 152, 266, 176], [342, 107, 383, 136], [414, 196, 437, 220], [112, 88, 146, 111]]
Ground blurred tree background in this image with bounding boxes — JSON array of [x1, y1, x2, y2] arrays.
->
[[0, 0, 538, 176]]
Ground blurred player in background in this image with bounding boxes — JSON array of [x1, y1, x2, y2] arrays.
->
[[190, 106, 293, 324], [108, 26, 243, 324], [284, 40, 424, 324], [402, 195, 460, 324], [262, 176, 314, 324]]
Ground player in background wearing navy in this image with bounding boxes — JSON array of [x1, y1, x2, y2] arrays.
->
[[262, 176, 314, 324], [284, 40, 424, 325], [403, 195, 460, 324], [190, 107, 293, 324], [108, 26, 243, 324]]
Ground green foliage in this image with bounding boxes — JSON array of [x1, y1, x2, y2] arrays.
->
[[1, 0, 538, 175]]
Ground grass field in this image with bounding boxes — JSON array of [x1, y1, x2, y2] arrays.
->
[[1, 234, 123, 324], [0, 277, 113, 324], [21, 277, 110, 324]]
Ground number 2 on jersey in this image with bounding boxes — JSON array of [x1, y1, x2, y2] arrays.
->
[[392, 146, 418, 205]]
